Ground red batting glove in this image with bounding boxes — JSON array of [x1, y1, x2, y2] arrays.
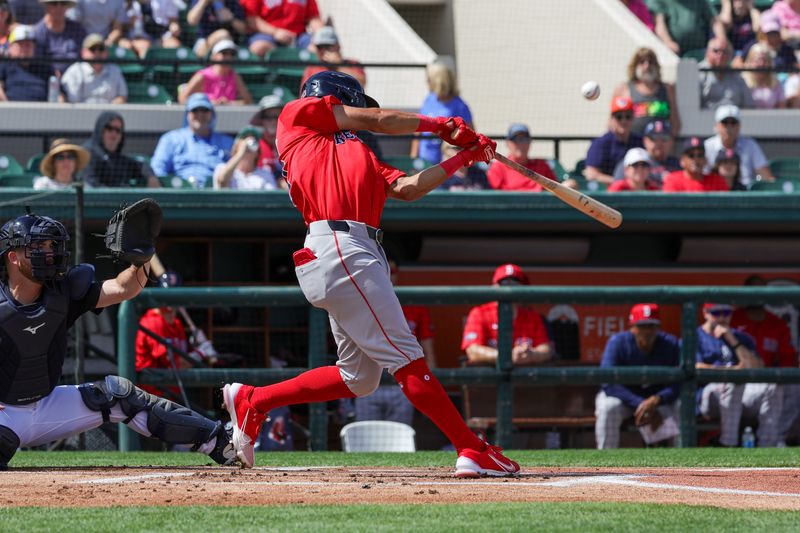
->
[[415, 115, 478, 147], [439, 135, 496, 175]]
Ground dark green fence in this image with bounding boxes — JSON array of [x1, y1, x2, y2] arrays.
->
[[117, 286, 800, 451]]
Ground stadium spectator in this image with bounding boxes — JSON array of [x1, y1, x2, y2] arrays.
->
[[411, 59, 473, 166], [179, 39, 252, 105], [300, 26, 366, 90], [461, 264, 554, 366], [621, 0, 654, 31], [0, 24, 54, 102], [248, 93, 287, 188], [150, 93, 234, 187], [119, 0, 152, 58], [711, 148, 747, 191], [186, 0, 246, 58], [81, 111, 159, 188], [704, 104, 775, 187], [720, 0, 760, 58], [738, 11, 798, 72], [584, 96, 643, 185], [241, 0, 324, 58], [635, 119, 679, 184], [608, 148, 660, 192], [8, 0, 43, 25], [742, 43, 786, 109], [697, 303, 781, 447], [354, 258, 436, 426], [650, 0, 725, 55], [595, 303, 681, 449], [786, 73, 800, 107], [67, 0, 127, 46], [213, 126, 279, 190], [767, 0, 800, 46], [0, 0, 16, 57], [487, 123, 557, 192], [33, 138, 90, 190], [33, 0, 85, 74], [140, 0, 183, 49], [61, 33, 127, 103], [699, 37, 755, 109], [438, 143, 490, 191], [612, 47, 681, 136], [663, 137, 729, 192]]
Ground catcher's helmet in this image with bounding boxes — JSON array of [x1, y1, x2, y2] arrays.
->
[[0, 214, 70, 282], [300, 70, 379, 108]]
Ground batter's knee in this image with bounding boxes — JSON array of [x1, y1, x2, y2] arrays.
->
[[0, 425, 20, 470], [343, 366, 383, 397]]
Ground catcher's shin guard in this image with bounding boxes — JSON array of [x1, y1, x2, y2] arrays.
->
[[0, 425, 20, 470]]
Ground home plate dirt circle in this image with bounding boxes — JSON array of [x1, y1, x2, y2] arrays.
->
[[2, 467, 799, 509]]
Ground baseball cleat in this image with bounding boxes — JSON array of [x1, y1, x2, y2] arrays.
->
[[454, 443, 520, 478], [208, 421, 239, 466], [222, 383, 266, 468]]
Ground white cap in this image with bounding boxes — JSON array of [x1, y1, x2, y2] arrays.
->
[[211, 39, 237, 56], [715, 104, 740, 123], [623, 147, 651, 167]]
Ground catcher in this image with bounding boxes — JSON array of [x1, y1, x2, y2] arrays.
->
[[0, 199, 236, 469]]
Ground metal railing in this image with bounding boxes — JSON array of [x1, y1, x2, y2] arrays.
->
[[117, 285, 800, 451]]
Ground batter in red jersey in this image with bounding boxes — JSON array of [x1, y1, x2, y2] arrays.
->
[[222, 71, 518, 477]]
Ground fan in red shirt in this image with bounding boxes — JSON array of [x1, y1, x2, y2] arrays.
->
[[487, 123, 557, 191], [242, 0, 324, 57], [608, 148, 662, 192], [461, 264, 554, 366], [662, 137, 729, 192]]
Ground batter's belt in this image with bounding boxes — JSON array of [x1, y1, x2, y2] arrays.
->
[[307, 220, 384, 245]]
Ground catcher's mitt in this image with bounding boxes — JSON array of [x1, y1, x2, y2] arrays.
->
[[103, 198, 162, 267]]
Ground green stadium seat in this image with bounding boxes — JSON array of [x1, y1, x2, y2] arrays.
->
[[159, 175, 195, 189], [109, 45, 146, 80], [583, 180, 607, 192], [382, 156, 429, 175], [769, 158, 800, 180], [26, 153, 45, 173], [145, 46, 200, 91], [0, 173, 34, 187], [266, 48, 318, 89], [127, 82, 174, 104], [129, 152, 151, 165], [547, 159, 571, 182], [233, 48, 271, 83], [247, 83, 296, 105], [749, 179, 800, 193], [0, 154, 24, 176]]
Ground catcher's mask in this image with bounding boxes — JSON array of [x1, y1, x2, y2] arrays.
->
[[0, 214, 70, 282], [300, 70, 379, 108]]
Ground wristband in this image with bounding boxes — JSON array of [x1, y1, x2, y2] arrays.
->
[[415, 115, 442, 133], [439, 150, 471, 176]]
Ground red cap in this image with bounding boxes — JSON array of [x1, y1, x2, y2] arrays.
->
[[629, 303, 660, 325], [610, 96, 633, 114], [492, 263, 529, 285]]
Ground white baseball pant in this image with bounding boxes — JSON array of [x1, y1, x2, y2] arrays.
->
[[594, 390, 680, 449]]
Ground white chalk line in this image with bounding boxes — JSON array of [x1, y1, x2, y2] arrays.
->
[[74, 472, 194, 484]]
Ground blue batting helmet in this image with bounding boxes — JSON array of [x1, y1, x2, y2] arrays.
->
[[300, 70, 379, 108]]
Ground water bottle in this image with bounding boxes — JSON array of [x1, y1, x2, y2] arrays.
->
[[47, 76, 60, 103], [742, 426, 755, 448]]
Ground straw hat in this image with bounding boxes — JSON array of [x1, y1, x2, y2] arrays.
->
[[40, 138, 90, 178]]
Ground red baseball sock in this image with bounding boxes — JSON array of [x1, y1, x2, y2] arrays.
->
[[394, 358, 484, 453], [249, 366, 355, 413]]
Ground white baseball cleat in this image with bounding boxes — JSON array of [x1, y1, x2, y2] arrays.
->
[[455, 443, 521, 478], [222, 383, 265, 468]]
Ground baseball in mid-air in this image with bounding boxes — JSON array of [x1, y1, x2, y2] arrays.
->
[[581, 81, 601, 101]]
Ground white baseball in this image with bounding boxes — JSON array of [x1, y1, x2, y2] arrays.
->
[[581, 81, 600, 101]]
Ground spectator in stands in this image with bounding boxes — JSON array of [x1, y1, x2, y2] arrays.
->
[[61, 33, 127, 103], [612, 47, 681, 136], [461, 264, 554, 366], [0, 24, 54, 102], [141, 0, 183, 49], [179, 38, 252, 105], [242, 0, 324, 58], [8, 0, 42, 25], [699, 37, 755, 109], [487, 123, 557, 192], [621, 0, 654, 31], [300, 26, 366, 91], [704, 104, 774, 187], [119, 0, 150, 58], [150, 93, 234, 187], [33, 137, 90, 190], [213, 126, 279, 190], [768, 0, 800, 47], [187, 0, 246, 58], [712, 148, 747, 191], [33, 0, 85, 74], [355, 258, 436, 426], [697, 302, 781, 447], [720, 0, 760, 58], [248, 94, 287, 189], [411, 59, 473, 166], [595, 303, 680, 449], [438, 144, 489, 191], [650, 0, 725, 55], [786, 73, 800, 107], [737, 11, 798, 72], [0, 0, 16, 57], [639, 119, 679, 184], [608, 148, 660, 192], [742, 43, 786, 109], [82, 111, 159, 188], [732, 275, 800, 446], [584, 96, 643, 185], [663, 137, 729, 192], [68, 0, 127, 47]]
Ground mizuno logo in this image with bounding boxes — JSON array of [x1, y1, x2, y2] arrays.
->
[[24, 322, 46, 335]]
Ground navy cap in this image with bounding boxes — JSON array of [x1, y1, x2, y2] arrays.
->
[[643, 119, 672, 138], [506, 123, 530, 140], [681, 136, 704, 154]]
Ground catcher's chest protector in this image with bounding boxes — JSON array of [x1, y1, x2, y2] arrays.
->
[[0, 283, 69, 405]]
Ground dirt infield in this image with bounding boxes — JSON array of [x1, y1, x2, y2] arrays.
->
[[2, 466, 799, 509]]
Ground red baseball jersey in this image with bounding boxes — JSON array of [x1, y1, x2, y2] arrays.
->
[[403, 305, 434, 341], [461, 302, 550, 351], [241, 0, 319, 35], [662, 170, 729, 192], [135, 309, 188, 371], [608, 179, 660, 192], [731, 308, 797, 368], [486, 158, 556, 192], [276, 95, 404, 227]]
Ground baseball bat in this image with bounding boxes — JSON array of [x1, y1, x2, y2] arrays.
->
[[493, 153, 622, 229]]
